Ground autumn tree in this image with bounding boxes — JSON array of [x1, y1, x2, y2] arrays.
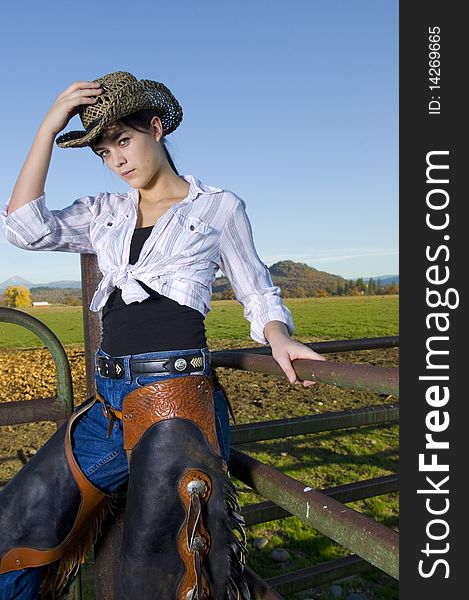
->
[[4, 285, 32, 308], [315, 288, 329, 298], [4, 286, 17, 308], [15, 286, 32, 307], [292, 286, 306, 298]]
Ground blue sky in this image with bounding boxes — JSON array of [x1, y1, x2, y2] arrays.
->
[[0, 0, 398, 284]]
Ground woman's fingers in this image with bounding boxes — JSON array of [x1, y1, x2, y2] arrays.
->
[[57, 82, 102, 105], [62, 86, 102, 103], [62, 80, 102, 94], [273, 353, 299, 385], [42, 82, 103, 136], [273, 348, 325, 386]]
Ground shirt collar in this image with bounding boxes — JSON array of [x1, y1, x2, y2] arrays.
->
[[129, 175, 222, 205], [182, 175, 223, 201]]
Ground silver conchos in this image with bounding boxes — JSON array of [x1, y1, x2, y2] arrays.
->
[[187, 479, 206, 496], [174, 358, 188, 371]]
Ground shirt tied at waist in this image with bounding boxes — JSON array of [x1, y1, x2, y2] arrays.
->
[[90, 268, 152, 311]]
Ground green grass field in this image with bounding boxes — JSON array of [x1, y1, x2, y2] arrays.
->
[[0, 295, 398, 348]]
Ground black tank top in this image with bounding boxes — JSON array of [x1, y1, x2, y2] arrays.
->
[[101, 226, 207, 356]]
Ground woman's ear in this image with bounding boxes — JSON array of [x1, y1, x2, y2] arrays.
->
[[150, 116, 164, 142]]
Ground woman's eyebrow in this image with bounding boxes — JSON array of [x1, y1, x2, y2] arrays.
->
[[94, 129, 131, 150]]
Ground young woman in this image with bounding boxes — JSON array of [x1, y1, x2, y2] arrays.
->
[[0, 71, 325, 599]]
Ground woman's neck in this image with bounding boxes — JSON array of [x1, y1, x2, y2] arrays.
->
[[138, 167, 189, 206], [135, 169, 191, 228]]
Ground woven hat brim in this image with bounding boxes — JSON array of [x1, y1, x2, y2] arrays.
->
[[55, 79, 183, 149]]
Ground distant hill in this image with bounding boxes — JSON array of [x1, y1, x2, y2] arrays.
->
[[0, 277, 81, 291], [213, 260, 347, 298], [269, 260, 347, 295]]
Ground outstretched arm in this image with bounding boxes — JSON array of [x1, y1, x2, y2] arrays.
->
[[264, 320, 326, 388], [218, 197, 326, 387]]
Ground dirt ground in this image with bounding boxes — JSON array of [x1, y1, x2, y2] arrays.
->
[[0, 342, 398, 485]]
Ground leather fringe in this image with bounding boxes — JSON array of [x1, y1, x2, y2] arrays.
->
[[39, 497, 113, 599], [222, 473, 251, 600]]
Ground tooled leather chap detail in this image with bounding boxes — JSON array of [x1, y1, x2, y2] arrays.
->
[[0, 398, 110, 596], [118, 375, 250, 600], [121, 375, 220, 462]]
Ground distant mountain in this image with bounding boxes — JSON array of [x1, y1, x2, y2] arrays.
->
[[30, 280, 82, 290], [0, 277, 81, 291], [0, 275, 34, 291], [365, 275, 399, 286]]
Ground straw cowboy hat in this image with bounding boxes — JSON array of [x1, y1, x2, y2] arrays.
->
[[55, 71, 183, 148]]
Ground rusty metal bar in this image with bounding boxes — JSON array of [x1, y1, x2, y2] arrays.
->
[[324, 474, 399, 504], [0, 396, 68, 426], [266, 554, 372, 596], [231, 403, 399, 445], [0, 307, 74, 424], [212, 352, 399, 397], [221, 335, 399, 355], [241, 474, 399, 526], [244, 565, 285, 599], [229, 448, 399, 579]]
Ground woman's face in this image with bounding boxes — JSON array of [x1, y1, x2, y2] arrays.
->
[[93, 117, 164, 189]]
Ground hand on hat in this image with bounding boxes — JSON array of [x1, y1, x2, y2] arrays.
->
[[40, 81, 103, 137]]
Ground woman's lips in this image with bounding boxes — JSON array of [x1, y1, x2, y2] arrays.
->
[[122, 169, 135, 177]]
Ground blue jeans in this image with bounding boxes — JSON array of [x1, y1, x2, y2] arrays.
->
[[0, 346, 231, 599]]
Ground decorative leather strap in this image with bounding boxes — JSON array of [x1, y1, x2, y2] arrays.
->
[[96, 391, 123, 437], [177, 469, 212, 600]]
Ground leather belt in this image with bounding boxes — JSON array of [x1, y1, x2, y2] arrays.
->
[[96, 351, 208, 379]]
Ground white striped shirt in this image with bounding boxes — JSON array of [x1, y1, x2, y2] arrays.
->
[[2, 175, 294, 344]]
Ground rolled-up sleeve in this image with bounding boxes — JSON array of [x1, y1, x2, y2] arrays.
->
[[1, 194, 97, 254], [219, 198, 294, 345]]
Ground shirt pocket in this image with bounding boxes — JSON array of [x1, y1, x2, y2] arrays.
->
[[90, 211, 128, 249], [157, 212, 214, 257]]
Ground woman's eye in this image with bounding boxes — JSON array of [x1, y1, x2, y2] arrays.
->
[[99, 150, 109, 159], [119, 137, 130, 146]]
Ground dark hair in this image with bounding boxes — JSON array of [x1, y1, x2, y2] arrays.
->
[[92, 109, 179, 175]]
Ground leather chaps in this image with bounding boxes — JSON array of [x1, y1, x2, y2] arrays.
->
[[0, 398, 110, 597], [117, 374, 250, 599]]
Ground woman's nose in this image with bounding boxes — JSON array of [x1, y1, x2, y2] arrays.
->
[[112, 151, 126, 167]]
